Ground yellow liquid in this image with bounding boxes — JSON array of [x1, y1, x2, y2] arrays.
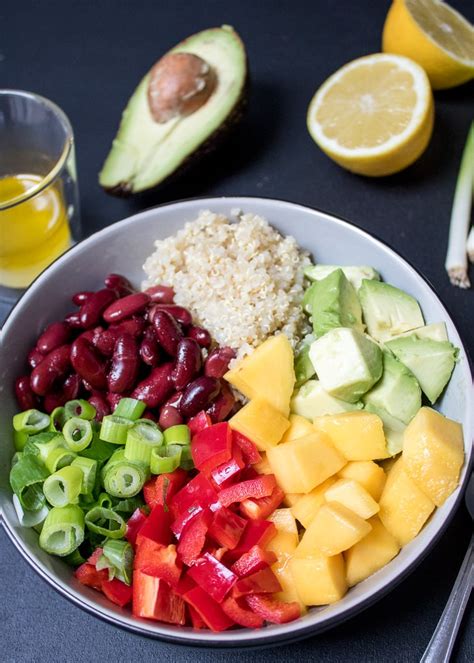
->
[[0, 174, 71, 288]]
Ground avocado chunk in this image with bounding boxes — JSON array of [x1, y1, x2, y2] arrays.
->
[[391, 322, 449, 343], [294, 343, 316, 388], [359, 280, 424, 343], [363, 352, 421, 424], [385, 336, 458, 404], [309, 328, 383, 403], [303, 269, 364, 338], [304, 265, 380, 290], [99, 26, 247, 195], [364, 403, 406, 456], [291, 379, 362, 419]]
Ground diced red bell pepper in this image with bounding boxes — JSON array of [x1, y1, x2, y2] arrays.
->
[[136, 542, 182, 587], [221, 595, 264, 629], [87, 547, 103, 567], [233, 430, 262, 465], [175, 573, 197, 597], [101, 577, 133, 607], [191, 422, 232, 474], [230, 545, 277, 578], [181, 585, 235, 632], [143, 468, 188, 509], [132, 570, 186, 624], [226, 520, 277, 562], [239, 486, 285, 520], [176, 508, 212, 565], [170, 473, 218, 519], [171, 503, 204, 540], [136, 504, 171, 546], [125, 508, 148, 546], [207, 507, 247, 550], [74, 563, 109, 591], [188, 410, 212, 436], [245, 594, 301, 624], [210, 443, 245, 489], [233, 567, 282, 597], [218, 475, 277, 508], [187, 553, 237, 603], [188, 605, 207, 629]]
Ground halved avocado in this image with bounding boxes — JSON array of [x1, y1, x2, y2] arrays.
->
[[99, 25, 248, 195]]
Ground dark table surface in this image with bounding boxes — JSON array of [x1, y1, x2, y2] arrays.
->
[[1, 1, 473, 661]]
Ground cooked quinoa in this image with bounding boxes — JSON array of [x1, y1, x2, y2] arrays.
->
[[142, 210, 311, 363]]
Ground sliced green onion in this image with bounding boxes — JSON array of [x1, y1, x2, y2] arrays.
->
[[13, 493, 49, 528], [45, 447, 77, 474], [79, 435, 116, 463], [10, 454, 48, 511], [96, 492, 114, 509], [11, 452, 23, 467], [134, 417, 159, 427], [79, 491, 112, 513], [179, 444, 194, 470], [84, 506, 126, 539], [63, 417, 93, 452], [39, 504, 85, 556], [100, 415, 133, 445], [112, 495, 145, 515], [49, 407, 67, 431], [25, 432, 65, 465], [13, 409, 50, 434], [65, 399, 97, 421], [64, 548, 86, 567], [114, 397, 146, 421], [102, 449, 147, 498], [13, 429, 29, 452], [163, 424, 190, 447], [100, 539, 134, 584], [124, 422, 163, 464], [71, 456, 98, 495], [43, 466, 83, 507], [150, 444, 182, 474]]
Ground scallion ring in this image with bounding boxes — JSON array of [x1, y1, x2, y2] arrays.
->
[[113, 398, 146, 421], [63, 417, 93, 452], [65, 399, 97, 421], [39, 505, 85, 556], [150, 444, 182, 474], [84, 506, 126, 539], [13, 409, 50, 434], [124, 422, 163, 465]]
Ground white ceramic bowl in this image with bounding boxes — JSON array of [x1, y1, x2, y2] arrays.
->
[[0, 197, 472, 647]]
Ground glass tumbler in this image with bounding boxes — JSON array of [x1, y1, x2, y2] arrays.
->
[[0, 90, 80, 302]]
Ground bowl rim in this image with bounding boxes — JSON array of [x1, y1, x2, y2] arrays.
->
[[1, 195, 473, 647]]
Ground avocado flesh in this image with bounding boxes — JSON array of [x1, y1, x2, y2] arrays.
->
[[291, 379, 362, 419], [364, 403, 406, 456], [390, 322, 449, 343], [304, 265, 380, 290], [99, 26, 247, 194]]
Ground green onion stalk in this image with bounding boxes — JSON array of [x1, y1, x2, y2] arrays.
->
[[124, 422, 163, 465], [102, 449, 148, 498], [10, 454, 48, 511], [39, 505, 85, 556], [43, 466, 83, 507]]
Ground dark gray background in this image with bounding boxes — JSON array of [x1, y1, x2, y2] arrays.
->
[[0, 0, 473, 661]]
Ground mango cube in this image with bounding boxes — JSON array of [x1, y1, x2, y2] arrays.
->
[[296, 502, 372, 556], [267, 431, 345, 494], [229, 396, 290, 451], [224, 334, 295, 416], [324, 479, 379, 519], [267, 508, 299, 555], [338, 461, 386, 501], [291, 477, 338, 528], [312, 411, 389, 460], [272, 558, 307, 612], [378, 457, 435, 546], [289, 553, 347, 605], [280, 414, 315, 443], [283, 493, 303, 507], [345, 516, 400, 586], [402, 407, 464, 506]]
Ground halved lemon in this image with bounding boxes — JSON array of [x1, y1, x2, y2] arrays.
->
[[383, 0, 474, 90], [307, 53, 434, 177]]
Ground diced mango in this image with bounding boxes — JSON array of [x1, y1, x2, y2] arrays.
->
[[280, 414, 315, 443], [267, 509, 299, 556], [289, 553, 347, 605], [312, 411, 389, 460], [229, 397, 290, 451], [402, 407, 464, 506], [267, 431, 345, 494], [378, 457, 435, 546], [324, 479, 379, 519], [345, 516, 400, 586], [338, 461, 386, 501], [291, 477, 338, 528], [283, 493, 303, 507], [296, 502, 372, 556], [272, 558, 307, 612], [224, 334, 295, 416], [253, 452, 272, 475]]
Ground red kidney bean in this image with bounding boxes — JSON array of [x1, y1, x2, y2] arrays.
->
[[27, 348, 45, 370], [106, 391, 123, 412], [107, 333, 140, 393], [72, 290, 94, 306], [64, 311, 83, 328], [139, 327, 161, 367], [82, 378, 93, 392], [171, 338, 202, 390], [70, 337, 108, 390], [79, 288, 117, 328], [141, 410, 157, 422], [15, 376, 38, 410], [159, 405, 183, 429], [144, 285, 175, 304], [44, 391, 67, 414], [30, 345, 71, 396], [179, 376, 221, 419], [110, 315, 147, 338], [204, 346, 236, 379], [150, 304, 192, 327], [164, 390, 183, 410], [37, 321, 71, 354], [187, 325, 212, 349], [103, 293, 150, 324], [88, 393, 110, 421], [152, 310, 183, 356], [93, 329, 117, 356], [131, 362, 174, 408], [104, 273, 135, 297], [207, 382, 236, 423], [63, 373, 82, 401]]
